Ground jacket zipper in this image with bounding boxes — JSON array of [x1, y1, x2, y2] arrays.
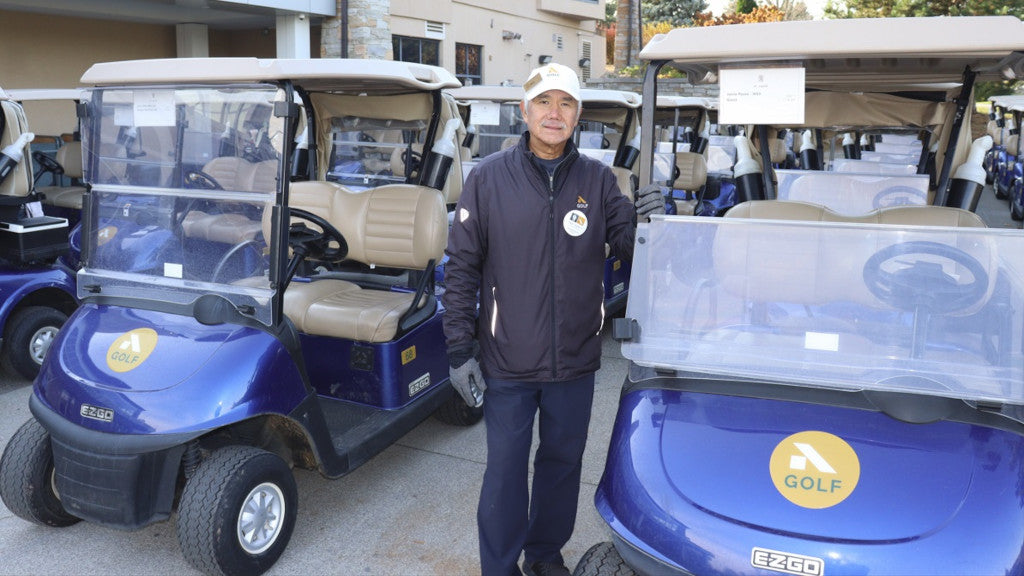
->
[[547, 170, 557, 380], [528, 143, 577, 381]]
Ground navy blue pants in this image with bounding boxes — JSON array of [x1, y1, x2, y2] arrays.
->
[[477, 373, 596, 576]]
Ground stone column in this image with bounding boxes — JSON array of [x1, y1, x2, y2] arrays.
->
[[348, 0, 393, 60], [320, 0, 392, 60], [614, 0, 641, 70]]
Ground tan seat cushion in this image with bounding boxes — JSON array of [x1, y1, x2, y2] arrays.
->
[[283, 278, 417, 343], [181, 211, 262, 244]]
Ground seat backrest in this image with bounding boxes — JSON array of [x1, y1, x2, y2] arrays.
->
[[0, 98, 33, 197], [610, 166, 636, 200], [203, 156, 256, 191], [718, 200, 992, 312], [278, 181, 447, 270], [987, 119, 1000, 140], [1005, 133, 1020, 156], [674, 151, 708, 191], [55, 141, 83, 179], [768, 138, 788, 164]]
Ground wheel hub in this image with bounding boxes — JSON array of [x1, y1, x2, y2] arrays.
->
[[236, 481, 285, 555]]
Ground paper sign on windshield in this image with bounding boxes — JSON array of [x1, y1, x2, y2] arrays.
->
[[718, 67, 805, 125], [469, 101, 501, 126], [133, 90, 176, 127]]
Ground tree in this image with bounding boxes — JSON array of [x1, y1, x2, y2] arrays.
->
[[825, 0, 1024, 19], [693, 4, 788, 24], [763, 0, 813, 20], [737, 0, 759, 13], [643, 0, 711, 27]]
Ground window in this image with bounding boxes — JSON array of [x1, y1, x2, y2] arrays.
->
[[392, 35, 439, 66], [455, 43, 482, 86]]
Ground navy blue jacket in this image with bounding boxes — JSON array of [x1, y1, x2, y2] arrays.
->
[[442, 133, 635, 382]]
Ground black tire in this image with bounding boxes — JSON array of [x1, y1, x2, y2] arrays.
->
[[994, 179, 1007, 200], [1012, 200, 1023, 221], [177, 446, 298, 576], [434, 391, 484, 426], [2, 306, 67, 380], [573, 542, 637, 576], [0, 419, 80, 527]]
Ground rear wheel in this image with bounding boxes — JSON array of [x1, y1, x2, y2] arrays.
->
[[2, 306, 67, 380], [1012, 197, 1023, 221], [0, 418, 80, 527], [177, 446, 297, 576], [434, 392, 484, 426], [573, 542, 637, 576], [995, 177, 1007, 199]]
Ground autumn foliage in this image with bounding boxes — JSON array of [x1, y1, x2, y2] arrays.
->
[[692, 5, 787, 26]]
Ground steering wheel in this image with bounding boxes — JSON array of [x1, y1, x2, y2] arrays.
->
[[862, 240, 988, 315], [210, 240, 265, 284], [401, 149, 423, 179], [32, 151, 64, 182], [184, 170, 224, 190], [288, 207, 348, 263]]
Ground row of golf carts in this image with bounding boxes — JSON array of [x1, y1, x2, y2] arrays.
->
[[984, 93, 1024, 224], [0, 13, 1022, 576]]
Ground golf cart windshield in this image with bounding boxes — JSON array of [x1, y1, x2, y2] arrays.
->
[[623, 215, 1024, 407], [78, 85, 282, 326]]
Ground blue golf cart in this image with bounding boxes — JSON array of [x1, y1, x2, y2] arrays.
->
[[0, 88, 78, 380], [0, 57, 479, 576], [576, 16, 1024, 576]]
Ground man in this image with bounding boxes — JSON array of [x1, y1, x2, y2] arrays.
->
[[442, 62, 665, 576]]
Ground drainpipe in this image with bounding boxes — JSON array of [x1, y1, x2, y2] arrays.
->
[[341, 0, 349, 58]]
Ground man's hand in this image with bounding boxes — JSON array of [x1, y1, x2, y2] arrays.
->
[[635, 184, 667, 222], [450, 357, 486, 408]]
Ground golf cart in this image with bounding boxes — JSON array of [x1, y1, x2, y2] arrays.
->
[[0, 57, 479, 576], [576, 16, 1024, 576], [5, 88, 88, 227], [0, 88, 78, 380], [999, 100, 1024, 223], [985, 94, 1024, 202], [448, 84, 643, 314], [648, 95, 733, 217]]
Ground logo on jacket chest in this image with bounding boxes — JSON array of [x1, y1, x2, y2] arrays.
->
[[563, 209, 588, 237]]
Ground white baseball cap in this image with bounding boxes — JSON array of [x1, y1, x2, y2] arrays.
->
[[523, 63, 581, 102]]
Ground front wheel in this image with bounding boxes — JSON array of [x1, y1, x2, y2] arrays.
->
[[177, 446, 298, 576], [0, 419, 81, 527], [2, 306, 68, 380], [573, 542, 637, 576]]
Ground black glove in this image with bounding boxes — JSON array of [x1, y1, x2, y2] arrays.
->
[[635, 184, 667, 222]]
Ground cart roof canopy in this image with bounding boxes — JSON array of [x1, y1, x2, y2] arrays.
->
[[4, 88, 86, 102], [449, 85, 641, 109], [81, 58, 462, 93], [640, 16, 1024, 91]]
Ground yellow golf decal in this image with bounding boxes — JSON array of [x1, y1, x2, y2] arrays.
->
[[96, 225, 118, 246], [106, 328, 158, 373], [770, 430, 860, 509]]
